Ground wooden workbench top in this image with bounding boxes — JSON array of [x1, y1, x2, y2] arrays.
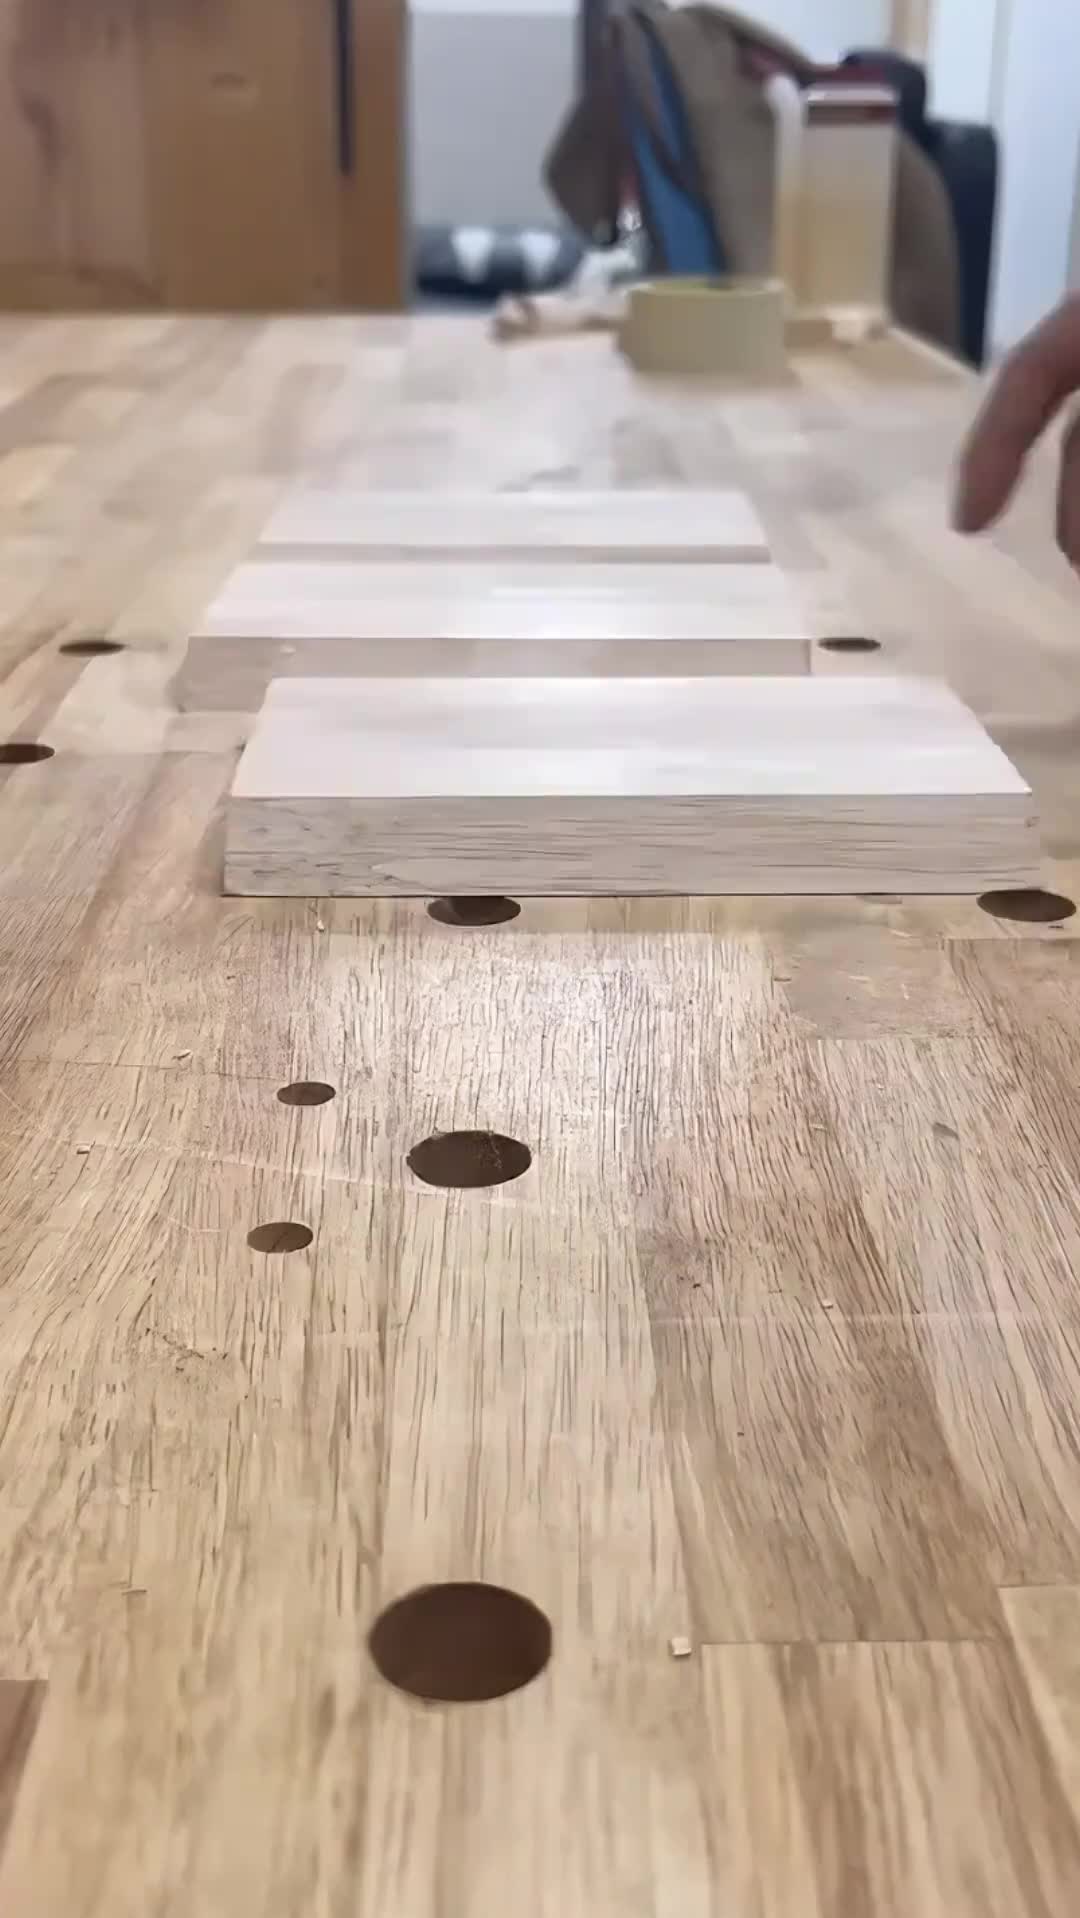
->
[[2, 316, 1080, 1916]]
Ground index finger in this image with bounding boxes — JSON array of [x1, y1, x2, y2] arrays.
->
[[953, 294, 1080, 532]]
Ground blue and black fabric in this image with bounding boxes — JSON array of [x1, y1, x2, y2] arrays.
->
[[413, 225, 585, 305], [616, 15, 726, 276]]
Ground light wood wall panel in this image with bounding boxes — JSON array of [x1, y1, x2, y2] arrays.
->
[[0, 0, 404, 310], [0, 0, 153, 305]]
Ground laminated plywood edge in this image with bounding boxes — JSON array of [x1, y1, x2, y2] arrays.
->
[[224, 790, 1038, 899], [223, 674, 1038, 900]]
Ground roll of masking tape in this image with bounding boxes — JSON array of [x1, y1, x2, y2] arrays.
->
[[621, 276, 786, 379]]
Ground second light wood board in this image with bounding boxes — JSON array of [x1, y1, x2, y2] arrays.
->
[[225, 675, 1038, 897], [256, 487, 771, 561], [180, 560, 810, 709]]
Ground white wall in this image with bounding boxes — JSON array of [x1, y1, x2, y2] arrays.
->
[[926, 0, 1080, 351], [725, 1, 889, 61], [987, 0, 1080, 348], [927, 0, 1001, 123], [409, 0, 889, 231], [410, 2, 574, 229]]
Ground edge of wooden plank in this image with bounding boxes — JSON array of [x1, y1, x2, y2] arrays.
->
[[176, 634, 813, 712], [225, 791, 1039, 898]]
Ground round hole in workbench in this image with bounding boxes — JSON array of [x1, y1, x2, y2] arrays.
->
[[246, 1221, 314, 1254], [407, 1129, 532, 1190], [368, 1582, 552, 1703], [427, 896, 521, 927], [0, 742, 54, 764], [276, 1081, 336, 1107], [977, 888, 1077, 925], [59, 639, 126, 658], [817, 635, 882, 654]]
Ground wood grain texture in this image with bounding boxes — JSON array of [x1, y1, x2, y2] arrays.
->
[[180, 559, 810, 710], [4, 313, 1080, 1911], [0, 0, 154, 307], [0, 1684, 44, 1865], [703, 1643, 1080, 1916], [140, 0, 341, 309], [0, 0, 404, 310], [1002, 1587, 1080, 1813], [225, 674, 1036, 897], [341, 0, 407, 311]]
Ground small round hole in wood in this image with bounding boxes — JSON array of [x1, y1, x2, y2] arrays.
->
[[977, 888, 1077, 925], [817, 635, 882, 655], [369, 1582, 552, 1703], [246, 1221, 314, 1253], [59, 639, 126, 658], [407, 1130, 532, 1190], [0, 742, 54, 765], [427, 896, 521, 927], [276, 1081, 336, 1107]]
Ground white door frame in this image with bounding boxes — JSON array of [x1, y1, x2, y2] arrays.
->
[[890, 0, 932, 57]]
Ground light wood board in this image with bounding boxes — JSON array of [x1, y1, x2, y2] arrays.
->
[[255, 487, 771, 561], [225, 674, 1038, 897], [180, 559, 810, 709]]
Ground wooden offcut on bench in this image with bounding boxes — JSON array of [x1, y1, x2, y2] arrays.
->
[[180, 559, 811, 710], [254, 486, 772, 561], [180, 487, 789, 710], [224, 674, 1038, 898]]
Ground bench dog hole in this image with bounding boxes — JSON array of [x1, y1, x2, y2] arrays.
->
[[978, 888, 1077, 925], [0, 742, 54, 764], [277, 1081, 336, 1107], [369, 1582, 552, 1702], [247, 1221, 314, 1253], [407, 1130, 532, 1189], [817, 635, 882, 654], [427, 896, 521, 927]]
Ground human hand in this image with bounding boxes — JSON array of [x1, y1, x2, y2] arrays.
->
[[953, 293, 1080, 563]]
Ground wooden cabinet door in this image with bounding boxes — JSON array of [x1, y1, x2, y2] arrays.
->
[[0, 0, 405, 310]]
